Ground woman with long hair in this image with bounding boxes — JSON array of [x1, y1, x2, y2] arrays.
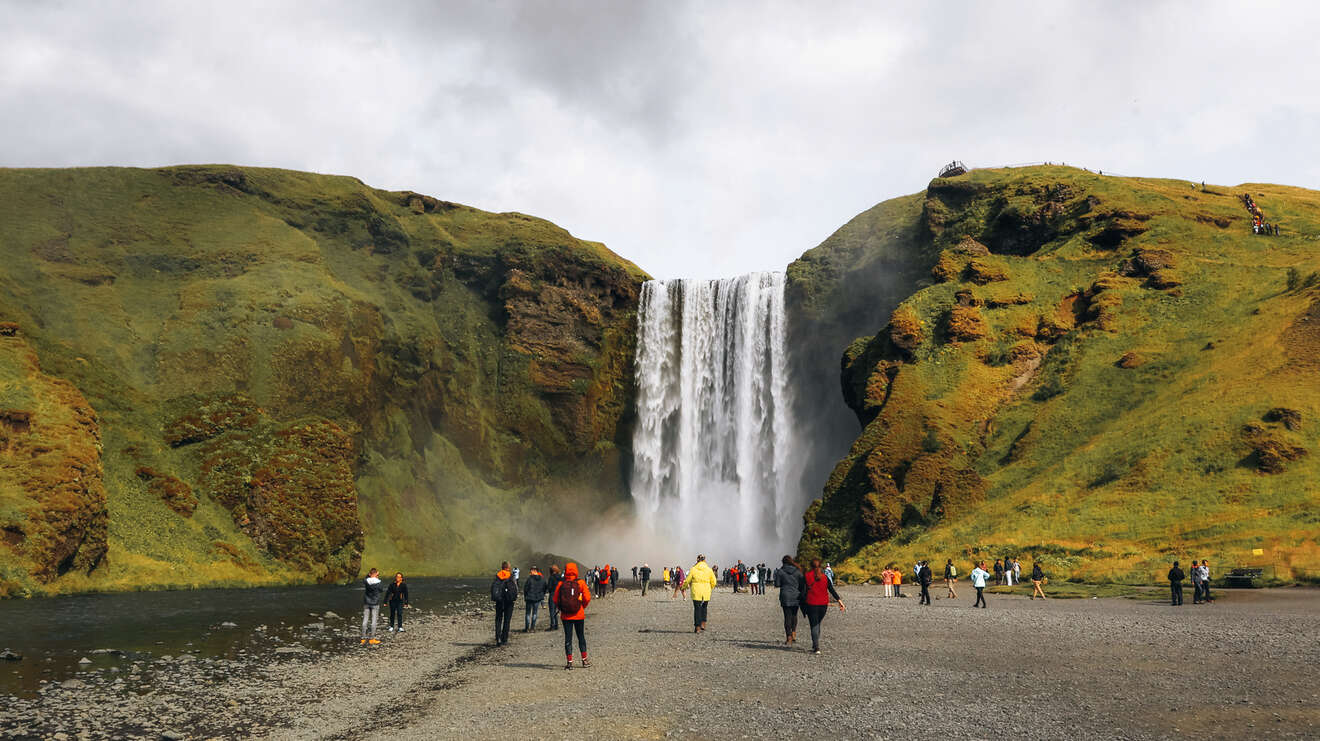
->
[[385, 571, 409, 633], [773, 555, 805, 645], [802, 558, 845, 654]]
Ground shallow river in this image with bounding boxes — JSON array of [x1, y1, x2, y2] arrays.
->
[[0, 577, 484, 697]]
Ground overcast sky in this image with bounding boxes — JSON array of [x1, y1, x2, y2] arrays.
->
[[4, 1, 1317, 278]]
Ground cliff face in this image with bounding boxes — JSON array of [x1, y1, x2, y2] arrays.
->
[[796, 166, 1320, 583], [0, 166, 646, 595]]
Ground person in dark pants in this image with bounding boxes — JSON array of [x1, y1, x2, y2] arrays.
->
[[639, 563, 652, 596], [1199, 560, 1213, 603], [970, 562, 989, 608], [523, 566, 546, 631], [490, 561, 518, 645], [917, 561, 933, 605], [546, 564, 564, 631], [1168, 561, 1185, 606], [385, 572, 410, 633], [774, 555, 805, 646], [801, 558, 845, 654], [555, 562, 592, 669]]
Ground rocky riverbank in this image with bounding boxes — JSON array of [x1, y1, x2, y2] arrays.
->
[[3, 585, 1318, 739]]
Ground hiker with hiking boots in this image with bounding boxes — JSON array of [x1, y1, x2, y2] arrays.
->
[[554, 562, 592, 669]]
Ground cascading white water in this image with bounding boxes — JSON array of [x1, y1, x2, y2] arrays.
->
[[630, 272, 805, 562]]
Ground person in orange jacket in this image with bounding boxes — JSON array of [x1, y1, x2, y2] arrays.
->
[[554, 562, 592, 669]]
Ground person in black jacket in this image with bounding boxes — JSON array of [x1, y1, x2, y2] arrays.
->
[[1167, 561, 1185, 606], [773, 555, 806, 646], [546, 564, 564, 631], [490, 561, 518, 645], [917, 561, 934, 605], [385, 572, 410, 633], [523, 566, 547, 632], [639, 563, 652, 596]]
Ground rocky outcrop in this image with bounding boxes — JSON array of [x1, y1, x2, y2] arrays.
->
[[0, 328, 107, 596], [0, 165, 647, 593], [797, 166, 1320, 582]]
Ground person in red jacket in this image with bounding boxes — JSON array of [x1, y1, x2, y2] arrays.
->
[[802, 558, 845, 655], [554, 562, 592, 669]]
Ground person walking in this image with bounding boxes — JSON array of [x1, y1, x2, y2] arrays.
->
[[639, 563, 652, 596], [774, 555, 805, 646], [546, 564, 564, 631], [632, 565, 638, 584], [1030, 561, 1046, 599], [918, 561, 933, 605], [611, 566, 619, 593], [385, 572, 410, 633], [672, 565, 686, 600], [360, 567, 386, 645], [490, 561, 518, 645], [662, 567, 671, 591], [554, 562, 592, 669], [1199, 560, 1213, 603], [1168, 561, 1185, 606], [802, 558, 846, 654], [523, 566, 546, 632], [971, 561, 989, 608], [944, 559, 958, 599], [682, 555, 718, 633], [596, 564, 610, 598], [1012, 558, 1022, 588]]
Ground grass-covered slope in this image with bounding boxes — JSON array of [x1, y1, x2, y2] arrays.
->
[[796, 165, 1320, 584], [0, 165, 647, 595]]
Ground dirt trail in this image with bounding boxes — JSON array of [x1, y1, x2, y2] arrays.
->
[[273, 585, 1318, 741]]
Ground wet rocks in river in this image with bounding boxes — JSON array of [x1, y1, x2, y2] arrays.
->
[[0, 649, 21, 661]]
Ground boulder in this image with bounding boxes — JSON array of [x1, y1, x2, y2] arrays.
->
[[1116, 352, 1145, 369]]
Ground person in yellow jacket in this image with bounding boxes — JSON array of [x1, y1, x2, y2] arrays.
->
[[681, 554, 718, 633]]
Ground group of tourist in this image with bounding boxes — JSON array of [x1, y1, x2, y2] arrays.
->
[[1166, 559, 1214, 606], [356, 552, 1214, 670], [1242, 193, 1281, 235]]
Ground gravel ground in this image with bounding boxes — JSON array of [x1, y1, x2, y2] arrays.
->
[[3, 586, 1317, 740]]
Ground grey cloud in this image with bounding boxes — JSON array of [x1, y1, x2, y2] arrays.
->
[[2, 0, 1318, 279]]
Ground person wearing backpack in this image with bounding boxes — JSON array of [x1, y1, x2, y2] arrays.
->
[[523, 566, 547, 632], [490, 561, 518, 645], [682, 555, 718, 633], [554, 562, 592, 669], [944, 559, 958, 599], [546, 564, 564, 631]]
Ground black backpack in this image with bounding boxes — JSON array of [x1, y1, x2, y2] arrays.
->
[[491, 576, 517, 602]]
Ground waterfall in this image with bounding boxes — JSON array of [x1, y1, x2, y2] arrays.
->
[[630, 272, 804, 562]]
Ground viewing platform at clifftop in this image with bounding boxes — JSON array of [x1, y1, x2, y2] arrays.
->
[[938, 160, 968, 177]]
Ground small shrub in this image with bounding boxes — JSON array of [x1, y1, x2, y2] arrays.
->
[[1286, 267, 1301, 292]]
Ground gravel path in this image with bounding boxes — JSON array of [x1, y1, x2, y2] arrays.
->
[[4, 586, 1317, 739]]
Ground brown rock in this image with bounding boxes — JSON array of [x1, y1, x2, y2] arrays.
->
[[888, 306, 924, 354], [952, 236, 991, 256], [946, 305, 988, 342], [1116, 351, 1145, 368], [1264, 407, 1303, 431], [931, 252, 963, 283]]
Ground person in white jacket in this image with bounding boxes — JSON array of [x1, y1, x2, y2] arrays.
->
[[970, 562, 989, 608]]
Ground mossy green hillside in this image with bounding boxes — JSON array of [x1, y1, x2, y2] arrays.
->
[[0, 165, 647, 595], [796, 166, 1320, 584]]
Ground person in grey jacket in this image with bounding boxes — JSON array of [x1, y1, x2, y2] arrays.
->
[[773, 555, 806, 646], [523, 566, 547, 632], [360, 567, 386, 645]]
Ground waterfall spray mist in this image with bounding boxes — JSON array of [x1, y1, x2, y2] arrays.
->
[[629, 272, 807, 564]]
